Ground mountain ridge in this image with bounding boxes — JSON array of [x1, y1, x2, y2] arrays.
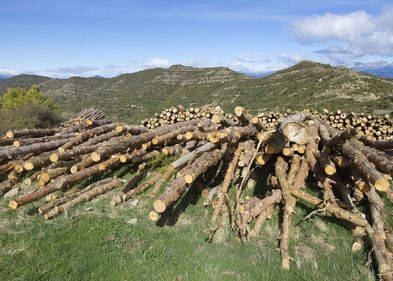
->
[[0, 61, 392, 122]]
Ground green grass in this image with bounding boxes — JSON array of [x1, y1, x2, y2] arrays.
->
[[1, 179, 388, 281]]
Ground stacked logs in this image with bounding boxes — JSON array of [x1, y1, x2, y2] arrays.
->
[[143, 106, 392, 141], [62, 107, 106, 127], [0, 105, 393, 280], [306, 108, 392, 140], [141, 105, 236, 129]]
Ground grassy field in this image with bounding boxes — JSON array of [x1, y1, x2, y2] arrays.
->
[[1, 169, 391, 281]]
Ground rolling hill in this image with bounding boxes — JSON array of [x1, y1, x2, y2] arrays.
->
[[1, 61, 392, 122]]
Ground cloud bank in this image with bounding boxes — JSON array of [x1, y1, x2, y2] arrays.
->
[[292, 7, 393, 57]]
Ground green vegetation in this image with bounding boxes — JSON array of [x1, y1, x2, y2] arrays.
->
[[1, 61, 392, 123], [1, 186, 386, 281], [1, 163, 391, 281], [0, 85, 60, 133]]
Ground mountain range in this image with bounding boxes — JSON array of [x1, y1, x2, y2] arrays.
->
[[0, 61, 392, 122]]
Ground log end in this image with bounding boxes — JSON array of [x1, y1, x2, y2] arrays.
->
[[50, 153, 59, 163], [153, 200, 166, 213], [374, 179, 390, 192], [115, 125, 124, 132], [351, 240, 364, 252], [256, 154, 270, 166], [281, 259, 290, 270], [184, 174, 194, 184], [6, 130, 14, 138], [58, 147, 65, 153], [282, 147, 293, 157], [70, 165, 78, 174], [8, 200, 18, 209], [40, 173, 50, 184], [43, 207, 58, 220], [185, 131, 193, 140], [13, 141, 20, 147], [207, 132, 220, 143], [119, 155, 128, 163], [149, 210, 160, 222], [91, 152, 101, 162], [162, 148, 169, 155], [14, 164, 24, 173], [324, 165, 336, 176], [141, 143, 149, 150], [234, 106, 245, 118], [24, 162, 35, 171], [151, 138, 159, 145]]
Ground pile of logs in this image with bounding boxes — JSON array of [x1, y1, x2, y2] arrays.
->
[[308, 109, 392, 141], [1, 105, 393, 280], [143, 106, 392, 141], [62, 107, 106, 127]]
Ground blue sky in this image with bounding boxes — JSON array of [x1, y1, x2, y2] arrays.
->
[[1, 0, 392, 77]]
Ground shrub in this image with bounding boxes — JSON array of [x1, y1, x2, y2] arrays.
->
[[0, 85, 61, 133]]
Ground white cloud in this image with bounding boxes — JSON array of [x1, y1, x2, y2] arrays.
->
[[292, 7, 393, 56], [232, 53, 302, 74], [0, 68, 20, 77], [144, 58, 170, 69], [277, 53, 303, 65]]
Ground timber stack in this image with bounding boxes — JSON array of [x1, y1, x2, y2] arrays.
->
[[0, 105, 393, 280], [62, 107, 106, 127]]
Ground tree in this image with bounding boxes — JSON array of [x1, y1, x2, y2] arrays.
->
[[0, 85, 60, 132], [1, 85, 56, 111]]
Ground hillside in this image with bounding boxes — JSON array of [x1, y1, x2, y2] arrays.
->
[[0, 61, 392, 122]]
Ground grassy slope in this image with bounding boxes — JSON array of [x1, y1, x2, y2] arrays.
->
[[1, 166, 391, 281]]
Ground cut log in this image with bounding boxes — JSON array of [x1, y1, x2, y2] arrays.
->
[[44, 177, 119, 219], [290, 189, 367, 226], [153, 146, 226, 215], [9, 155, 121, 209], [38, 177, 114, 214], [211, 144, 242, 222], [340, 140, 390, 192], [207, 125, 257, 144]]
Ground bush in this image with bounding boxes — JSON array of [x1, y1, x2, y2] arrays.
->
[[0, 85, 61, 133], [1, 85, 56, 111]]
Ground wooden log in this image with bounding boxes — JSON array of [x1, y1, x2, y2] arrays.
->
[[340, 140, 390, 192], [11, 133, 78, 147], [234, 106, 250, 124], [211, 144, 242, 222], [0, 177, 18, 197], [238, 189, 282, 222], [278, 112, 309, 145], [119, 172, 162, 205], [44, 177, 119, 219], [9, 155, 121, 209], [39, 167, 68, 185], [38, 177, 114, 214], [286, 154, 301, 186], [358, 137, 393, 150], [353, 140, 393, 175], [305, 123, 335, 203], [365, 224, 393, 281], [264, 132, 286, 155], [290, 189, 367, 226], [58, 123, 117, 151], [255, 152, 271, 166], [207, 125, 257, 144], [153, 146, 226, 215], [91, 119, 209, 162], [0, 138, 70, 160]]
